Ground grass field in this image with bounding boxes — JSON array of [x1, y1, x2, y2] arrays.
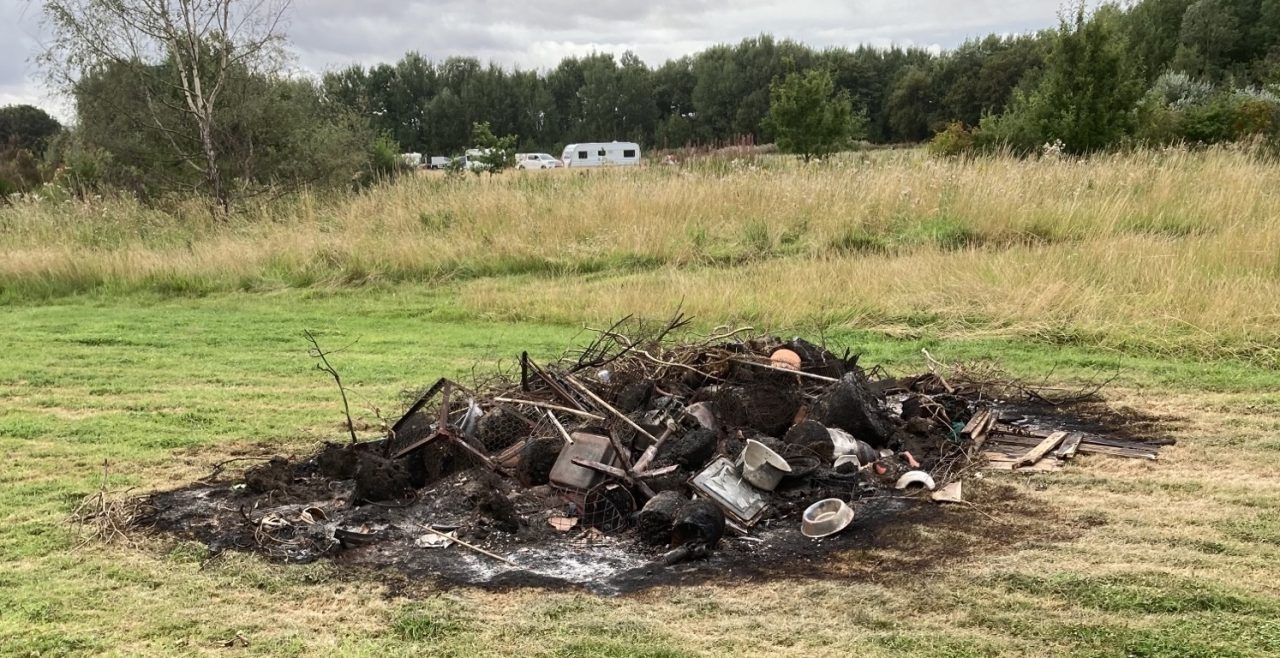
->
[[2, 149, 1280, 656], [3, 147, 1280, 364]]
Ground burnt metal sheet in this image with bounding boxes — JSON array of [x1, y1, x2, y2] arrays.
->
[[550, 432, 618, 494], [689, 457, 768, 527]]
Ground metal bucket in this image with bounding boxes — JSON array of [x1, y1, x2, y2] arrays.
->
[[741, 439, 792, 491]]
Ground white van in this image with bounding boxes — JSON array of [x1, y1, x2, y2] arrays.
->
[[561, 142, 642, 168], [516, 153, 561, 170]]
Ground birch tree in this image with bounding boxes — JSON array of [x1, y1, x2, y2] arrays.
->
[[40, 0, 292, 213]]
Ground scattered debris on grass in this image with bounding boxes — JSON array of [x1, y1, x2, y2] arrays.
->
[[71, 460, 153, 548], [136, 317, 1168, 591]]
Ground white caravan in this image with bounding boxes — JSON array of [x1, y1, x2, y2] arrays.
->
[[561, 142, 642, 168]]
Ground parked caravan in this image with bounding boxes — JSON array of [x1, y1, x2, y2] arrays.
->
[[560, 142, 642, 168]]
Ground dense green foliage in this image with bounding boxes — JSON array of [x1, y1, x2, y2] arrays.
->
[[0, 105, 63, 199], [980, 5, 1143, 154], [765, 69, 865, 160], [0, 105, 62, 152], [65, 60, 375, 201], [321, 0, 1280, 156], [322, 35, 1042, 154], [15, 0, 1280, 198]]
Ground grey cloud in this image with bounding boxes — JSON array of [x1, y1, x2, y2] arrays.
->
[[2, 0, 1066, 113]]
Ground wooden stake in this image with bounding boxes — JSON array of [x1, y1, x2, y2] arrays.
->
[[545, 410, 575, 445], [427, 529, 519, 567], [562, 374, 658, 449], [494, 397, 605, 421], [633, 422, 676, 473], [728, 358, 839, 383]]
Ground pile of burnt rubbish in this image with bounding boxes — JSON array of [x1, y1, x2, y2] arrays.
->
[[143, 320, 1166, 587]]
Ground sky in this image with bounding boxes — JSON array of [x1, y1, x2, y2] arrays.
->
[[1, 0, 1067, 120]]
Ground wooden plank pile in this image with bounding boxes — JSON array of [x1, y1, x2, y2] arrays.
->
[[981, 421, 1165, 471]]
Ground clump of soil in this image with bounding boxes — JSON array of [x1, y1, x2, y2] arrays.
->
[[517, 436, 564, 487], [711, 381, 802, 436], [671, 499, 725, 549], [783, 419, 833, 456], [655, 428, 716, 469], [354, 452, 413, 503], [613, 380, 653, 413], [245, 457, 293, 494], [813, 371, 897, 446], [316, 442, 358, 480], [476, 407, 530, 452], [637, 491, 685, 545], [418, 441, 475, 486], [464, 475, 521, 534]]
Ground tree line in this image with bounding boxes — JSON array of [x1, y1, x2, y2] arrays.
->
[[322, 0, 1280, 156], [3, 0, 1279, 210]]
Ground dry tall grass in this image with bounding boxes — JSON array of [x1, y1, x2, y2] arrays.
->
[[3, 147, 1278, 361]]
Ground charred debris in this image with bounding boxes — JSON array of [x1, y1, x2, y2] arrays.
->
[[143, 316, 1166, 587]]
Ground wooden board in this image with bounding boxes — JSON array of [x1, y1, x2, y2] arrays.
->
[[932, 481, 963, 503], [1054, 432, 1085, 459], [1016, 431, 1068, 468], [982, 452, 1063, 472], [1075, 444, 1158, 460], [988, 434, 1158, 459], [961, 408, 992, 437]]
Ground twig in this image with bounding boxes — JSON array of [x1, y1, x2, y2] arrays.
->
[[303, 330, 358, 445], [200, 456, 273, 483], [427, 529, 520, 567]]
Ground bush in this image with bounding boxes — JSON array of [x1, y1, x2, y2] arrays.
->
[[42, 131, 111, 198], [1232, 97, 1280, 138], [928, 122, 977, 157], [0, 145, 44, 199], [360, 135, 408, 186], [1149, 72, 1213, 110]]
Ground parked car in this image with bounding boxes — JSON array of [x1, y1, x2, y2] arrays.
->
[[516, 153, 561, 170], [560, 142, 642, 168]]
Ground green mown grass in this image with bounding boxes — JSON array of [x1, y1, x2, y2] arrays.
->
[[2, 287, 1280, 656]]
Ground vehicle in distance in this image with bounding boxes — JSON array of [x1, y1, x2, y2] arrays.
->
[[516, 153, 561, 170], [561, 142, 642, 168]]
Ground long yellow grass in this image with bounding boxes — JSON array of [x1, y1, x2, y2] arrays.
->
[[2, 146, 1278, 361]]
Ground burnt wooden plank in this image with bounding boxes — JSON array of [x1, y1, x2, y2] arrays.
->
[[990, 434, 1157, 459], [1055, 432, 1085, 459], [1016, 431, 1068, 469]]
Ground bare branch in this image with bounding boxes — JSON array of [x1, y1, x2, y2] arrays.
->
[[303, 330, 359, 445]]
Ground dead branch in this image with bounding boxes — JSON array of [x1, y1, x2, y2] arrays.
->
[[69, 460, 148, 548], [304, 330, 359, 445]]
